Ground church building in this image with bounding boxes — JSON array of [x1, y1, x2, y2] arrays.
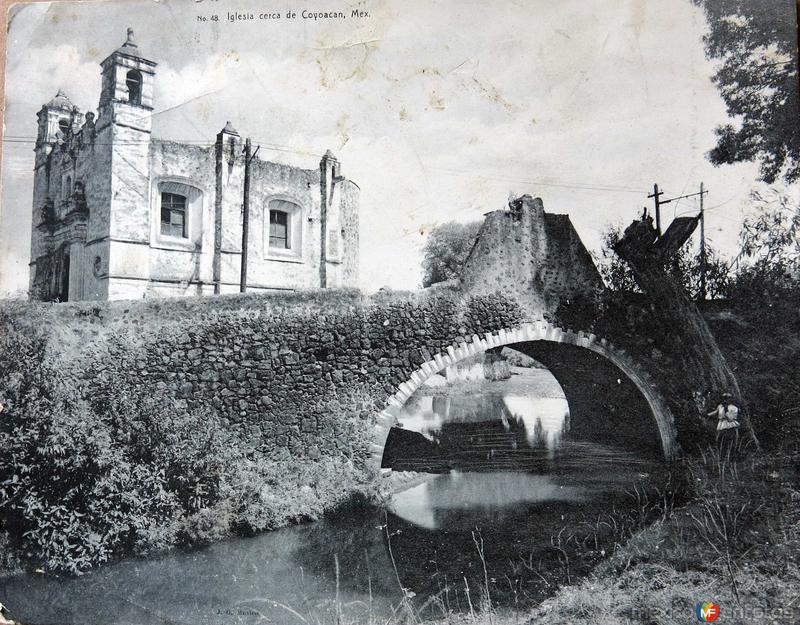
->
[[29, 29, 359, 301]]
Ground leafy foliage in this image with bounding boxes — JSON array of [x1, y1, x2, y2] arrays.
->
[[598, 226, 640, 293], [0, 307, 375, 574], [692, 0, 800, 183], [421, 221, 482, 287], [738, 186, 800, 266], [721, 186, 800, 304]]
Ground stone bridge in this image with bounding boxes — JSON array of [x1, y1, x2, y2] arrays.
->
[[30, 289, 683, 480], [371, 321, 678, 474]]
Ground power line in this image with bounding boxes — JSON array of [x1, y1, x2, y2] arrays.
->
[[428, 166, 650, 195], [1, 135, 326, 158], [3, 135, 665, 195]]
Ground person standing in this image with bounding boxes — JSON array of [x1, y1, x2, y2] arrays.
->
[[708, 392, 740, 452]]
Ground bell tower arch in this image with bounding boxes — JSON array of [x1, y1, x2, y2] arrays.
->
[[98, 27, 157, 125]]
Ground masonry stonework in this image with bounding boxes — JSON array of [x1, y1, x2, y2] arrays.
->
[[21, 290, 524, 464], [460, 195, 603, 317], [29, 29, 359, 302], [7, 287, 687, 478]]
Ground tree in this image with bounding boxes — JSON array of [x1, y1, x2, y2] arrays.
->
[[599, 225, 640, 293], [727, 185, 800, 300], [421, 221, 482, 287], [612, 217, 758, 449], [600, 224, 730, 299], [738, 186, 800, 267], [692, 0, 800, 183]]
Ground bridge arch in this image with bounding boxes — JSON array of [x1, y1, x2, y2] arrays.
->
[[370, 321, 679, 474]]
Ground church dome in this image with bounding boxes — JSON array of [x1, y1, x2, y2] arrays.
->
[[46, 89, 75, 111]]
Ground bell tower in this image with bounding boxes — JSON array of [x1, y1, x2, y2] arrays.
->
[[97, 27, 156, 131], [94, 29, 158, 298]]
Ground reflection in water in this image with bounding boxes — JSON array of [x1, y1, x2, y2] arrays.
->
[[398, 393, 569, 451], [382, 366, 669, 610], [0, 368, 674, 624], [503, 396, 569, 449], [390, 471, 584, 530], [387, 369, 571, 471]]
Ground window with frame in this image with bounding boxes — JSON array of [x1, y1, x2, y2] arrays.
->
[[269, 209, 290, 249], [160, 192, 187, 238]]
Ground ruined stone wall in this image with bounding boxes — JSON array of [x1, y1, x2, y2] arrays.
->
[[540, 214, 604, 304], [460, 196, 603, 318], [32, 289, 523, 463]]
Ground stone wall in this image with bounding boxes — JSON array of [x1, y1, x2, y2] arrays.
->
[[460, 195, 603, 318], [29, 289, 524, 464]]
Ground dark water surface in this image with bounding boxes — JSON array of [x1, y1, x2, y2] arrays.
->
[[0, 369, 671, 625]]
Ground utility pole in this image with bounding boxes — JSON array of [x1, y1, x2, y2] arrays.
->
[[240, 138, 251, 292], [239, 139, 260, 293], [699, 182, 708, 301], [647, 183, 670, 236]]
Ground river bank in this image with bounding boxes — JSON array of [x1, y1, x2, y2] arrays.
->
[[525, 449, 800, 625], [2, 438, 793, 625], [428, 448, 799, 625], [0, 366, 675, 625]]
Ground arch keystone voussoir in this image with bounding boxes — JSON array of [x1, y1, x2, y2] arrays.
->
[[387, 396, 404, 410]]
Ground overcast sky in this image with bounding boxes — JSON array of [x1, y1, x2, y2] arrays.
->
[[1, 0, 795, 296]]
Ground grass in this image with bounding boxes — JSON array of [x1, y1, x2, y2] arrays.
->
[[526, 444, 800, 625], [212, 443, 798, 625]]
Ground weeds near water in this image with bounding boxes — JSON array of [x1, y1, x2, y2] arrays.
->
[[686, 444, 766, 605], [471, 529, 494, 623], [549, 527, 572, 585], [382, 512, 422, 624]]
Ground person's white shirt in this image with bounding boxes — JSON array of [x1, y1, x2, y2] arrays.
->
[[714, 403, 740, 431]]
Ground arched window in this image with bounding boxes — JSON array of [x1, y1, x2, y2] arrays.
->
[[126, 70, 143, 105], [154, 180, 203, 246], [64, 176, 72, 200], [58, 119, 70, 136]]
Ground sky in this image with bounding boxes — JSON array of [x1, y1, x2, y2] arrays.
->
[[0, 0, 795, 296]]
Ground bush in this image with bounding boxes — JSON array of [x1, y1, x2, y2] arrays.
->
[[0, 306, 377, 574], [0, 316, 184, 571]]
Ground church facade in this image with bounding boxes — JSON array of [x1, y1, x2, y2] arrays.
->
[[29, 30, 359, 302]]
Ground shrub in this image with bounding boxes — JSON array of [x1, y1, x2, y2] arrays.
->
[[0, 304, 378, 574], [0, 315, 182, 571]]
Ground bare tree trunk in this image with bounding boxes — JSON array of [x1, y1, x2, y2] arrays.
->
[[614, 217, 758, 449]]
